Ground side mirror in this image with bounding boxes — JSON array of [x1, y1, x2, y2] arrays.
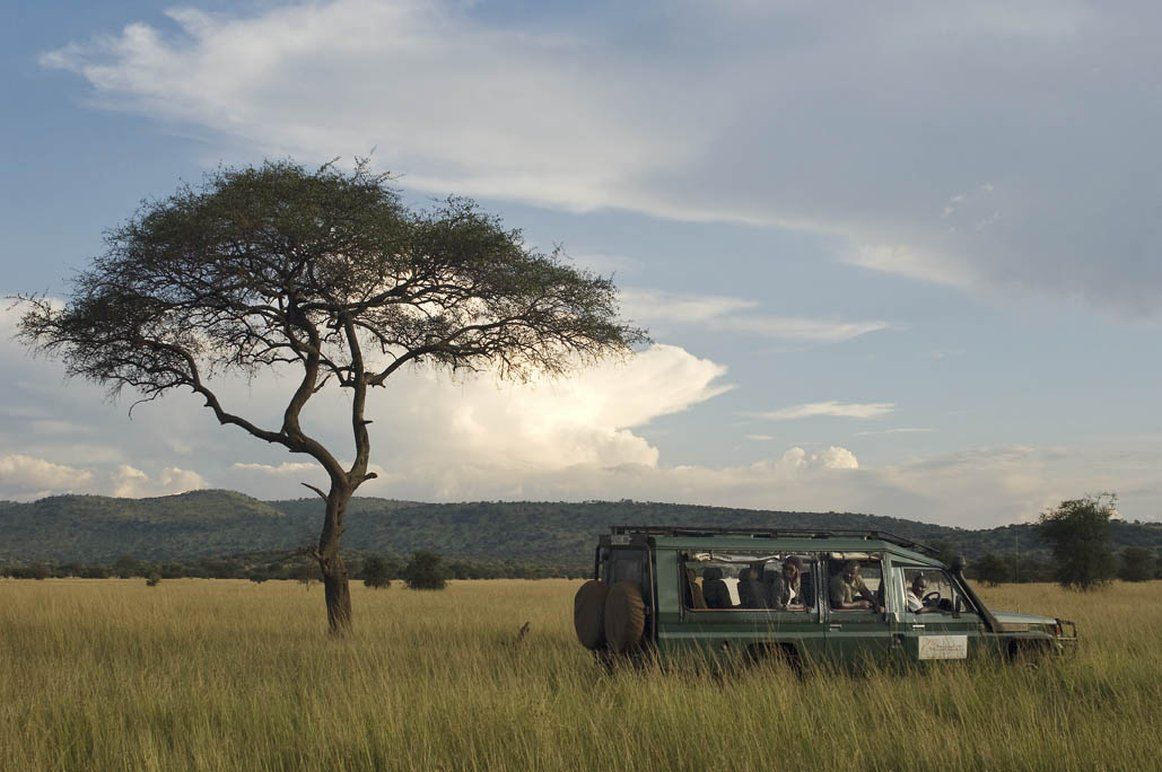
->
[[951, 556, 966, 576]]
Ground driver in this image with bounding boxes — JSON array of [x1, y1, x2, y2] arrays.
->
[[830, 560, 878, 610], [905, 574, 939, 614]]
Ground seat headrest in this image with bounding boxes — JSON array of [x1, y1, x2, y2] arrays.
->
[[702, 566, 723, 581]]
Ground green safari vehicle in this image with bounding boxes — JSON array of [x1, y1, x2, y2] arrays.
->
[[573, 525, 1078, 667]]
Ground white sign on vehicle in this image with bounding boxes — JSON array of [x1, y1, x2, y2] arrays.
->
[[918, 634, 968, 660]]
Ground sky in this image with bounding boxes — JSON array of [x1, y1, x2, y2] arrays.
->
[[2, 0, 1161, 527]]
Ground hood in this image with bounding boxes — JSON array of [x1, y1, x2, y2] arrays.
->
[[992, 610, 1057, 630]]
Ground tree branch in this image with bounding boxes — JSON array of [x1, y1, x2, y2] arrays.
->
[[301, 482, 328, 501]]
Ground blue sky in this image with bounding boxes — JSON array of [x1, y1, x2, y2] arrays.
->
[[2, 0, 1161, 527]]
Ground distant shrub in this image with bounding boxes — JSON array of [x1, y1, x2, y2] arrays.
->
[[361, 555, 392, 589], [79, 564, 111, 579], [403, 551, 449, 590], [145, 573, 162, 587], [12, 563, 51, 580], [973, 553, 1010, 586], [113, 555, 143, 579], [293, 560, 319, 589]]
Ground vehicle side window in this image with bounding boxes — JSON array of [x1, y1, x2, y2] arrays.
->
[[681, 554, 815, 612], [898, 567, 974, 616], [828, 558, 882, 611]]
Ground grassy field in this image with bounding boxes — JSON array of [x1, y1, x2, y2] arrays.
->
[[1, 578, 1159, 771]]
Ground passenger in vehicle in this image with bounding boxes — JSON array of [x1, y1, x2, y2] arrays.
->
[[830, 561, 877, 610], [737, 565, 768, 609], [768, 556, 805, 610], [685, 567, 707, 609], [702, 566, 733, 609]]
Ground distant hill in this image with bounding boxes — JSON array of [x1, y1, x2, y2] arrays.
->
[[1, 490, 1159, 570]]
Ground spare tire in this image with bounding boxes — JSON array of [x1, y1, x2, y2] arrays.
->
[[604, 581, 646, 654], [573, 579, 610, 650]]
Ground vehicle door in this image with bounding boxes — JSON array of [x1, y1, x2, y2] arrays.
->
[[823, 553, 897, 666], [674, 552, 827, 665], [890, 562, 986, 662]]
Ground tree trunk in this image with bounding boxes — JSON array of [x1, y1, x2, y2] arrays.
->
[[318, 486, 353, 635]]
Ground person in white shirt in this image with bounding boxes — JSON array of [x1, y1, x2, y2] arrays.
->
[[905, 575, 939, 614]]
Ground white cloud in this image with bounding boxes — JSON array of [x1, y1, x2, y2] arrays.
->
[[622, 289, 759, 324], [40, 0, 1162, 311], [756, 401, 896, 421], [778, 446, 860, 471], [361, 344, 732, 496], [0, 454, 94, 499], [41, 1, 696, 216], [232, 462, 320, 476], [622, 289, 892, 343], [0, 454, 205, 501], [854, 427, 934, 437], [110, 465, 206, 498]]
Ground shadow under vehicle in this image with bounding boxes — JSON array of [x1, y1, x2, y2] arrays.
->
[[573, 526, 1078, 669]]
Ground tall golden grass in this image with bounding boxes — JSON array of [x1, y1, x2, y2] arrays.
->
[[1, 578, 1158, 771]]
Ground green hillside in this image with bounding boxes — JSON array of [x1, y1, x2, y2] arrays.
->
[[0, 490, 313, 563], [1, 491, 1159, 570]]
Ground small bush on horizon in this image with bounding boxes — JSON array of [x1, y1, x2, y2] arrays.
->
[[403, 550, 448, 590], [361, 555, 392, 589]]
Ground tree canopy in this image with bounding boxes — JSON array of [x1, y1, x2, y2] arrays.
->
[[1037, 494, 1117, 591], [403, 550, 448, 590], [361, 555, 392, 589], [18, 159, 644, 632]]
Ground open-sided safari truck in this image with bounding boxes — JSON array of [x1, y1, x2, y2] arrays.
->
[[574, 526, 1077, 668]]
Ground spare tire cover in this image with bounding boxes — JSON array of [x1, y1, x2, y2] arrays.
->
[[573, 579, 610, 650], [604, 581, 646, 654]]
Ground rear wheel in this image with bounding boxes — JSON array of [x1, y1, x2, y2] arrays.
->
[[603, 580, 646, 655]]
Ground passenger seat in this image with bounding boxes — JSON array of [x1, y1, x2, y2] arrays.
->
[[702, 566, 733, 609]]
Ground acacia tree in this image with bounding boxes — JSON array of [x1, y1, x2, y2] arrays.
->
[[1037, 494, 1117, 591], [18, 160, 644, 634]]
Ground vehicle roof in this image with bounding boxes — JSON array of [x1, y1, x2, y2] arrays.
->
[[602, 525, 946, 566]]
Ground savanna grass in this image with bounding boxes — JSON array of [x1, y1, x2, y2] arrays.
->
[[1, 578, 1159, 771]]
